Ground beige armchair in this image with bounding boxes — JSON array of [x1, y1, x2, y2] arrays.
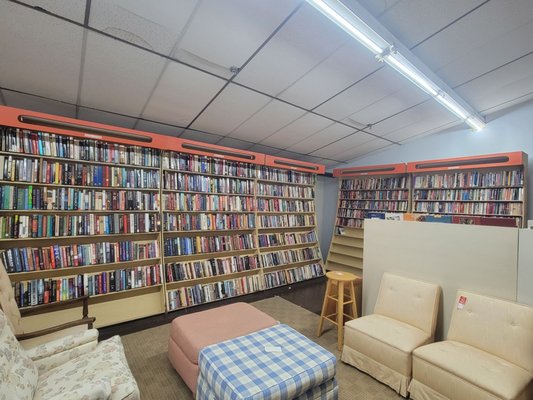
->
[[341, 272, 441, 397]]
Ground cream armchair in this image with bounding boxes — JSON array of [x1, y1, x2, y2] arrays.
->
[[341, 272, 441, 397], [1, 309, 140, 400]]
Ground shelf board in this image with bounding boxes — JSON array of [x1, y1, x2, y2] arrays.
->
[[164, 248, 257, 263], [8, 258, 162, 281], [262, 258, 322, 273], [0, 180, 159, 192], [162, 169, 255, 180], [257, 211, 315, 215], [163, 210, 254, 214], [88, 284, 163, 304], [162, 189, 254, 197], [256, 195, 313, 200], [258, 241, 318, 252], [163, 228, 255, 236], [165, 269, 260, 289], [334, 227, 364, 239], [327, 252, 362, 267], [330, 243, 363, 258], [340, 188, 408, 192], [331, 235, 363, 248], [258, 225, 316, 232], [256, 179, 315, 187], [0, 231, 159, 243]]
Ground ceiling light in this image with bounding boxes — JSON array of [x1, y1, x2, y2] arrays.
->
[[306, 0, 486, 132]]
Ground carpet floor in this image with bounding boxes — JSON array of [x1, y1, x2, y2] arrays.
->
[[120, 296, 403, 399]]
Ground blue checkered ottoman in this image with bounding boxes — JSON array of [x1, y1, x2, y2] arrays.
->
[[196, 324, 338, 399]]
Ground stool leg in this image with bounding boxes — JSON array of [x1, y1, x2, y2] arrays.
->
[[317, 278, 331, 337], [337, 281, 344, 351], [349, 281, 357, 319]]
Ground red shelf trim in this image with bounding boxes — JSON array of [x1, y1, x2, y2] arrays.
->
[[0, 106, 328, 170], [333, 163, 406, 177], [407, 152, 526, 173]]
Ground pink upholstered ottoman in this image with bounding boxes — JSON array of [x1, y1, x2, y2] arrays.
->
[[168, 302, 278, 393]]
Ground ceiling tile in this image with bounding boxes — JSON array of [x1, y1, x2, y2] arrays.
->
[[413, 0, 533, 74], [360, 0, 486, 49], [314, 67, 407, 121], [77, 108, 137, 129], [89, 0, 197, 56], [235, 4, 350, 96], [278, 41, 379, 109], [142, 62, 226, 127], [345, 84, 429, 126], [385, 118, 461, 144], [230, 100, 305, 142], [355, 0, 403, 17], [321, 158, 342, 168], [177, 0, 300, 77], [0, 2, 82, 103], [455, 53, 533, 113], [134, 119, 183, 137], [18, 0, 86, 23], [80, 31, 166, 116], [260, 113, 333, 148], [2, 90, 76, 118], [190, 83, 271, 135], [248, 144, 281, 156], [310, 132, 377, 159], [287, 123, 356, 154], [335, 139, 394, 162], [180, 129, 222, 144], [368, 100, 456, 136], [271, 150, 305, 160], [215, 137, 254, 151]]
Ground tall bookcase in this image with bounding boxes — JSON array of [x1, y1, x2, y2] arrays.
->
[[0, 105, 325, 328], [407, 152, 527, 227], [326, 164, 409, 276]]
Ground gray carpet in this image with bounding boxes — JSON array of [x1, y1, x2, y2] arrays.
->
[[121, 296, 403, 399]]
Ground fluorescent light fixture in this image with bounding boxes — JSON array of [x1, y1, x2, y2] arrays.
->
[[306, 0, 486, 131], [306, 0, 388, 55]]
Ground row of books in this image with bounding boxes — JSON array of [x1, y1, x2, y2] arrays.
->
[[257, 198, 315, 213], [413, 170, 524, 189], [257, 230, 317, 248], [258, 214, 316, 228], [256, 183, 314, 198], [337, 200, 409, 213], [12, 275, 84, 307], [413, 187, 523, 202], [0, 156, 160, 189], [263, 263, 324, 289], [162, 152, 256, 178], [339, 190, 409, 201], [0, 186, 160, 211], [341, 176, 408, 191], [257, 166, 315, 185], [259, 246, 321, 268], [413, 201, 523, 216], [162, 193, 255, 212], [411, 213, 520, 227], [1, 127, 160, 167], [2, 240, 160, 272], [162, 212, 255, 232], [164, 234, 256, 257], [166, 274, 261, 310], [0, 213, 159, 239], [163, 172, 255, 195], [165, 255, 258, 282], [336, 217, 364, 228], [84, 265, 162, 296]]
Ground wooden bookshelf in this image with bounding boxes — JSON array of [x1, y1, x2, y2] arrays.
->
[[326, 163, 409, 276], [407, 152, 528, 227], [0, 105, 325, 326]]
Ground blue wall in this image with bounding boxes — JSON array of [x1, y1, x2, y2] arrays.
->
[[319, 98, 533, 252]]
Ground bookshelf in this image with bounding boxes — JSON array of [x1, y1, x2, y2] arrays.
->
[[0, 105, 325, 327], [407, 152, 528, 227], [258, 156, 325, 291], [326, 164, 409, 276]]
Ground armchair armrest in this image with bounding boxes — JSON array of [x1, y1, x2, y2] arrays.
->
[[25, 328, 99, 373]]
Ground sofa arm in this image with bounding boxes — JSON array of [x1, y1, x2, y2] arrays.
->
[[25, 328, 99, 373]]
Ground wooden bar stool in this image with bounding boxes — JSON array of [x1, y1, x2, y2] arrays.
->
[[317, 271, 361, 351]]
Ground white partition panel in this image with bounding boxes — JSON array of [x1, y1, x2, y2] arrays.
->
[[518, 229, 533, 306], [363, 220, 519, 340]]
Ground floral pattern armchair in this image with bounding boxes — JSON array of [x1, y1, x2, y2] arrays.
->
[[0, 310, 140, 400]]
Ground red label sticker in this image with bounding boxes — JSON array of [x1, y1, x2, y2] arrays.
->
[[457, 295, 467, 310]]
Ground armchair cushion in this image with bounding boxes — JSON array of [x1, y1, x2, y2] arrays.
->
[[34, 335, 139, 400], [0, 310, 38, 400], [25, 328, 99, 374]]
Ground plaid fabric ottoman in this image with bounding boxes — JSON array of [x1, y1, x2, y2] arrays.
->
[[196, 324, 338, 399]]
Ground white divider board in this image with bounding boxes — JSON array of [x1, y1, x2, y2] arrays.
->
[[518, 229, 533, 306], [363, 219, 519, 340]]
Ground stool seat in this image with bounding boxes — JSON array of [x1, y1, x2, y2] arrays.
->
[[317, 270, 361, 350]]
